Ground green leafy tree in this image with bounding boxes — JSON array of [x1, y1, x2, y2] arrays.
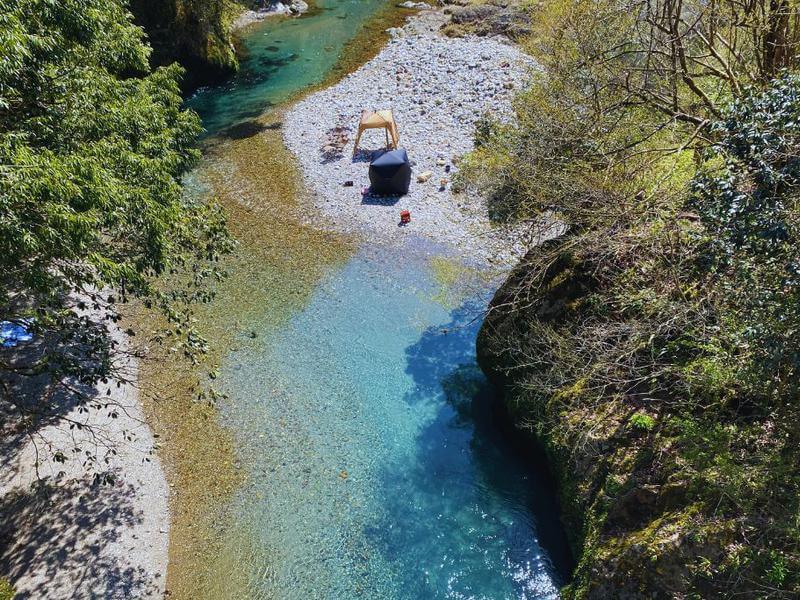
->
[[0, 0, 230, 477], [693, 75, 800, 396]]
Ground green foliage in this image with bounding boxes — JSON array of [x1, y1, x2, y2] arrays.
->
[[0, 577, 13, 600], [460, 0, 800, 228], [475, 48, 800, 600], [628, 413, 655, 432], [690, 74, 800, 405], [0, 0, 230, 471]]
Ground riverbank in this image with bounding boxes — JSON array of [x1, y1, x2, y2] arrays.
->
[[284, 10, 537, 265], [0, 310, 168, 599]]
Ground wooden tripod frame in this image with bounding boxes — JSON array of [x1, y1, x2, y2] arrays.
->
[[352, 109, 400, 157]]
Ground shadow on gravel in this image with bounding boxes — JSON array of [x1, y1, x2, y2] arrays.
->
[[0, 312, 161, 598], [360, 192, 402, 206], [0, 478, 160, 599], [0, 324, 104, 490]]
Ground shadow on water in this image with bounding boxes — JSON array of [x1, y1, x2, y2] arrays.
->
[[215, 119, 282, 141], [387, 300, 575, 591], [255, 53, 299, 71]]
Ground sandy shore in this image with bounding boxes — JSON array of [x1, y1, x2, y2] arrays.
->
[[284, 11, 538, 266], [0, 311, 168, 599]]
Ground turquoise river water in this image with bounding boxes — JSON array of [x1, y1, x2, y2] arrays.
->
[[189, 2, 572, 598]]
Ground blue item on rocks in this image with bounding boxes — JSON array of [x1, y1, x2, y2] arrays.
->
[[0, 319, 33, 347]]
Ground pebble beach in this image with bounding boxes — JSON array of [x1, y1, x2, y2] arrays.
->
[[0, 316, 168, 599], [284, 11, 538, 265]]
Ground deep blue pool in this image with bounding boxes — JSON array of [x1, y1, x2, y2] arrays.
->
[[218, 244, 571, 598]]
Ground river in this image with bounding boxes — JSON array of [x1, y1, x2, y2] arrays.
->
[[186, 1, 571, 597]]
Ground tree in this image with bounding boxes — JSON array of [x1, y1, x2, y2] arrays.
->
[[464, 0, 800, 590], [0, 0, 231, 479], [458, 0, 800, 227]]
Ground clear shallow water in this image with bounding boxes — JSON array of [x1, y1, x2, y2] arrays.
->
[[190, 3, 572, 597], [189, 0, 388, 134]]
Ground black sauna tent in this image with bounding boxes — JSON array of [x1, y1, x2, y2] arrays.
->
[[368, 148, 412, 195]]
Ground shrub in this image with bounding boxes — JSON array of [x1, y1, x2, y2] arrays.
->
[[629, 413, 656, 432], [0, 577, 14, 600]]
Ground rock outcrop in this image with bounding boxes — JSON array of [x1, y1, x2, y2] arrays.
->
[[129, 0, 239, 90], [476, 243, 737, 598]]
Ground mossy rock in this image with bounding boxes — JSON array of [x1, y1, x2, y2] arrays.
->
[[477, 240, 595, 384], [129, 0, 239, 90], [475, 241, 739, 598], [442, 1, 532, 39]]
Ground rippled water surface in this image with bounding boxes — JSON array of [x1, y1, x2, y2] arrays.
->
[[219, 244, 570, 598], [190, 2, 571, 597]]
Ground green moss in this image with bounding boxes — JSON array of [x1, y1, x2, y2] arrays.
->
[[427, 256, 490, 309], [129, 0, 243, 89], [552, 377, 588, 402]]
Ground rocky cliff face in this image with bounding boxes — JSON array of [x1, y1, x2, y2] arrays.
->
[[129, 0, 240, 90], [477, 242, 734, 599]]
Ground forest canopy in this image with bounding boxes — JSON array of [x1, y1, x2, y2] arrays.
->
[[0, 0, 230, 475]]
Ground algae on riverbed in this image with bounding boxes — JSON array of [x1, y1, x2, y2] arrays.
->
[[137, 109, 354, 599], [428, 256, 489, 310]]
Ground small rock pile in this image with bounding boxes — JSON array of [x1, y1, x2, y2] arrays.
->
[[443, 1, 533, 39], [233, 0, 308, 29], [321, 126, 350, 161], [397, 1, 432, 8], [283, 15, 539, 265]]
